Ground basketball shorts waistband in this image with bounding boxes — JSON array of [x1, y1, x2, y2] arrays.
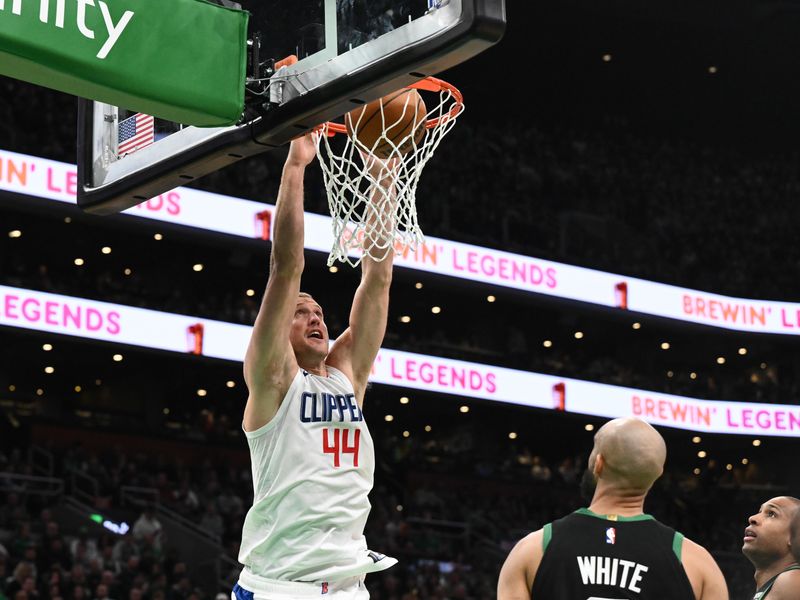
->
[[236, 568, 365, 599]]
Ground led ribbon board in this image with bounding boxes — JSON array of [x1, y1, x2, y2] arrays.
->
[[2, 283, 799, 438], [3, 148, 800, 335]]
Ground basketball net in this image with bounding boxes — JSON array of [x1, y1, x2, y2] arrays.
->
[[316, 78, 463, 267]]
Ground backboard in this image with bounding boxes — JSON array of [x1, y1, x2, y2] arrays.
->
[[77, 0, 505, 215]]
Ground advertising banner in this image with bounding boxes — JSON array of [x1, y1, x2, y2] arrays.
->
[[3, 149, 800, 335], [2, 284, 798, 438], [0, 0, 247, 126]]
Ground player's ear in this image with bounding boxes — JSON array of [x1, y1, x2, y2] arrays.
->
[[593, 454, 605, 477]]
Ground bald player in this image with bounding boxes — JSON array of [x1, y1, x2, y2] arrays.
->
[[792, 504, 800, 563], [498, 417, 728, 600], [742, 496, 800, 599]]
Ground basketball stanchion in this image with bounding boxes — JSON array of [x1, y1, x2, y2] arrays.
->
[[316, 77, 464, 267]]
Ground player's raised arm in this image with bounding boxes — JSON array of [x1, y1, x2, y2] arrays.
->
[[328, 157, 396, 404], [243, 133, 317, 430]]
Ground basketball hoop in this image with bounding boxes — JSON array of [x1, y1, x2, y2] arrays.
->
[[316, 77, 464, 267]]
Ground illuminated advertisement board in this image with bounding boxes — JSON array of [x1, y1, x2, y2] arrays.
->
[[2, 284, 798, 438], [2, 148, 800, 335]]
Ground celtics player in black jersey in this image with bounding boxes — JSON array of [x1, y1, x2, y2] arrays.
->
[[497, 417, 728, 600], [742, 496, 800, 600]]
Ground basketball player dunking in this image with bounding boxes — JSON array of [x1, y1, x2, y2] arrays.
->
[[233, 133, 397, 600], [497, 417, 728, 600], [742, 496, 800, 599]]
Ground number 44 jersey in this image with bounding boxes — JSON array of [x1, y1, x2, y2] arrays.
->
[[239, 366, 397, 583]]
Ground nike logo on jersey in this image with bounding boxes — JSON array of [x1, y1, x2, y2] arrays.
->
[[300, 392, 363, 423], [577, 556, 649, 593]]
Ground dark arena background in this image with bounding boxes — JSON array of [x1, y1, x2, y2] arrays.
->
[[2, 1, 800, 599]]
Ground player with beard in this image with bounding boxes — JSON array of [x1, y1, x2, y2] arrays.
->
[[742, 496, 800, 599], [497, 417, 728, 600]]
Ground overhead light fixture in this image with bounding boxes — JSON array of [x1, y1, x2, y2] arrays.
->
[[508, 432, 518, 439], [74, 258, 85, 266], [101, 246, 112, 255], [197, 389, 207, 397], [193, 264, 204, 272], [602, 53, 612, 62], [399, 397, 410, 405], [226, 381, 236, 388], [632, 322, 641, 330], [752, 439, 761, 447], [399, 315, 411, 323], [487, 295, 496, 303], [246, 289, 255, 297], [384, 415, 394, 422], [42, 344, 53, 351], [459, 405, 469, 413], [716, 357, 726, 365], [431, 306, 441, 314], [738, 347, 747, 355], [543, 340, 553, 348], [8, 230, 22, 238], [329, 266, 338, 273], [574, 331, 584, 339], [585, 424, 594, 432], [661, 342, 670, 350], [415, 282, 423, 289]]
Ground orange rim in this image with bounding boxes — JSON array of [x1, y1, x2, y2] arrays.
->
[[323, 76, 464, 135]]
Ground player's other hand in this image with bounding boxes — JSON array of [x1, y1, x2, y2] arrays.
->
[[286, 132, 318, 168]]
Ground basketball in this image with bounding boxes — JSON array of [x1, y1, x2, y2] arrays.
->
[[345, 88, 427, 159]]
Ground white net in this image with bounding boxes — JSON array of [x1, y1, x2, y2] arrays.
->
[[316, 80, 463, 267]]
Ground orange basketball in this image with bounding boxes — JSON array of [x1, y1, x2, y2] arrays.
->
[[345, 88, 427, 159]]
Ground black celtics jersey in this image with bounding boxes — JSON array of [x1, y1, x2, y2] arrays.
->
[[752, 564, 800, 599], [531, 509, 695, 600]]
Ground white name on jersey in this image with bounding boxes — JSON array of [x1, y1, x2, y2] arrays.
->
[[576, 556, 649, 592]]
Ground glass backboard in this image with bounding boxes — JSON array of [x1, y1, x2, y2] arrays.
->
[[77, 0, 505, 214]]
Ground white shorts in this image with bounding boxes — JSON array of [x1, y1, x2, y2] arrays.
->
[[232, 574, 368, 600]]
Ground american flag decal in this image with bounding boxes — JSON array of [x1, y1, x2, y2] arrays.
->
[[118, 112, 155, 156]]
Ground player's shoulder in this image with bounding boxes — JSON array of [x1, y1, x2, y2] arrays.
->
[[680, 536, 728, 600], [511, 528, 547, 567], [770, 567, 800, 598], [502, 529, 546, 591], [681, 535, 716, 563]]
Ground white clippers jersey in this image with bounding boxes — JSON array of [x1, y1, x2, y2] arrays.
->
[[239, 366, 396, 583]]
